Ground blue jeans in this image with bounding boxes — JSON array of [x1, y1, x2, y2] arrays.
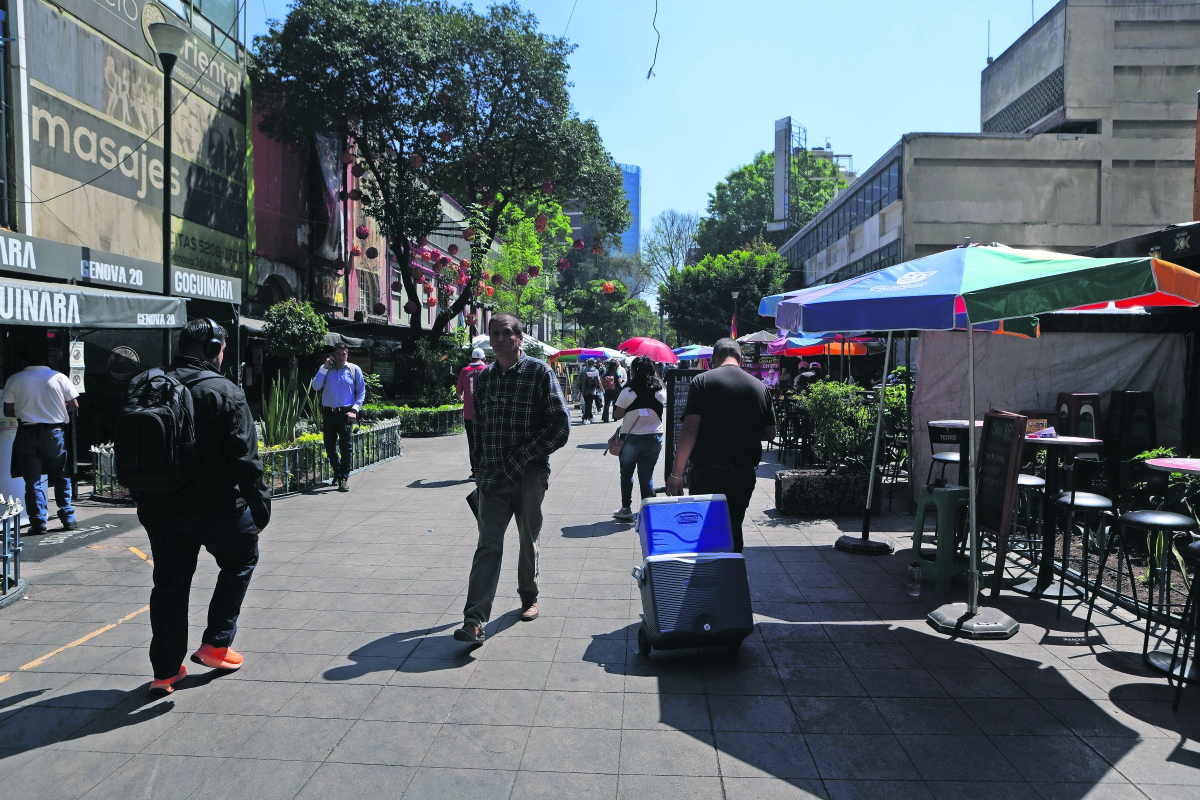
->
[[12, 425, 73, 529], [619, 433, 662, 508]]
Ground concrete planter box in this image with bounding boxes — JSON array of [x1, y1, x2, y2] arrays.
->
[[775, 469, 882, 516]]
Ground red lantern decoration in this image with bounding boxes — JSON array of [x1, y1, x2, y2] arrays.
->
[[463, 228, 475, 241], [438, 130, 453, 143], [409, 153, 423, 170], [421, 250, 432, 262], [534, 213, 548, 233], [350, 245, 362, 257], [410, 267, 423, 282], [356, 225, 370, 240], [439, 256, 449, 266], [448, 244, 459, 256], [351, 163, 365, 178], [557, 257, 569, 270], [392, 279, 404, 293], [427, 295, 438, 307], [573, 239, 584, 250], [333, 257, 346, 274], [540, 181, 553, 195], [528, 265, 539, 278], [423, 281, 434, 294], [485, 286, 494, 297], [404, 300, 419, 314], [464, 313, 478, 326], [340, 151, 354, 165], [338, 189, 349, 201], [491, 273, 504, 285], [515, 272, 529, 286], [349, 188, 363, 201], [591, 244, 603, 256], [366, 246, 379, 260], [372, 302, 386, 315], [603, 281, 615, 294]]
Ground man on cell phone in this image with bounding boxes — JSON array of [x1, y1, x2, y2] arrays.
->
[[310, 342, 366, 492]]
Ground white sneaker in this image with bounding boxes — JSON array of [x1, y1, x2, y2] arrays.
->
[[612, 507, 635, 521]]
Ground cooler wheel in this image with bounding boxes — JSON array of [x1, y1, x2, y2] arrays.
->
[[637, 626, 651, 657]]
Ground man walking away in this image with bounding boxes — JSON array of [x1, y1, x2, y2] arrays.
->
[[311, 341, 366, 492], [133, 320, 270, 696], [455, 313, 570, 643], [580, 359, 602, 425], [457, 349, 487, 480], [666, 338, 775, 552], [3, 343, 79, 534], [600, 358, 627, 423]]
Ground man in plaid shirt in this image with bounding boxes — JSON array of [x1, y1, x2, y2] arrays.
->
[[455, 313, 570, 643]]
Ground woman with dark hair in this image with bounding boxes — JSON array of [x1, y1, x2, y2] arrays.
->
[[611, 356, 667, 521]]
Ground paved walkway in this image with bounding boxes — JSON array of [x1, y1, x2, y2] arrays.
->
[[0, 417, 1196, 799]]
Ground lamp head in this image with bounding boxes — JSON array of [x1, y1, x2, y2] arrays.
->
[[731, 290, 740, 299], [148, 22, 188, 68]]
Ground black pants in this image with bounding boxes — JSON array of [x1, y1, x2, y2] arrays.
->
[[322, 409, 353, 479], [601, 390, 620, 422], [141, 508, 259, 679], [583, 394, 600, 421], [464, 418, 476, 472], [688, 464, 758, 553]]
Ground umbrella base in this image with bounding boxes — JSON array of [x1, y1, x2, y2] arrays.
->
[[834, 534, 894, 555], [927, 603, 1020, 640], [1009, 577, 1082, 599]]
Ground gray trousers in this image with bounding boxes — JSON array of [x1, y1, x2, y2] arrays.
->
[[463, 469, 548, 624]]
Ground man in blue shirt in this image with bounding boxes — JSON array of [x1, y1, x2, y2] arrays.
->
[[310, 342, 366, 492]]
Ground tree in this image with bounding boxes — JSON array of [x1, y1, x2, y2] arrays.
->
[[657, 245, 785, 345], [487, 200, 572, 332], [262, 299, 329, 378], [695, 150, 842, 259], [564, 280, 656, 347], [644, 209, 699, 284]]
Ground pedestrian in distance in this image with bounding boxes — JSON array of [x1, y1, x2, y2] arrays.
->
[[794, 362, 819, 393], [457, 348, 488, 480], [455, 313, 570, 643], [2, 341, 79, 534], [127, 319, 271, 696], [666, 338, 776, 553], [579, 358, 602, 425], [600, 358, 627, 423], [310, 341, 366, 492], [611, 356, 666, 522]]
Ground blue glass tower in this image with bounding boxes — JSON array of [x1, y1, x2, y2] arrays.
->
[[618, 164, 641, 255]]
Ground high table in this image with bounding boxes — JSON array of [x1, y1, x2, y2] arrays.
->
[[1010, 435, 1103, 599], [927, 419, 982, 489], [1141, 457, 1200, 679]]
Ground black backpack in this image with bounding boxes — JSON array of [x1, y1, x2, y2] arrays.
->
[[115, 368, 219, 494]]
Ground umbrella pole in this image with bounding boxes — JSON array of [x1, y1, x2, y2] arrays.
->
[[926, 322, 1019, 639], [835, 331, 894, 556]]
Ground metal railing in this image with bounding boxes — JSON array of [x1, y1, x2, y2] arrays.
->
[[396, 407, 464, 437], [0, 495, 25, 608], [91, 419, 404, 502]]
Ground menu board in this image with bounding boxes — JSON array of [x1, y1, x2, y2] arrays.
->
[[976, 410, 1028, 596], [664, 368, 704, 486]]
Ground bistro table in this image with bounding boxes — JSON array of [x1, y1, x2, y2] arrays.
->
[[1140, 457, 1200, 679], [1010, 434, 1103, 599], [928, 419, 983, 489]]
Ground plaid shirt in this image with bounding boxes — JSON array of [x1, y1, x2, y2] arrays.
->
[[471, 353, 570, 490]]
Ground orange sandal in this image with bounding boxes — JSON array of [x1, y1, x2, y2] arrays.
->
[[190, 643, 244, 670], [149, 666, 187, 696]]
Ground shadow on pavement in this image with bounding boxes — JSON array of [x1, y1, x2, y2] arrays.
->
[[323, 623, 461, 681], [0, 689, 176, 758], [407, 479, 474, 489], [575, 442, 609, 450], [561, 521, 630, 538]]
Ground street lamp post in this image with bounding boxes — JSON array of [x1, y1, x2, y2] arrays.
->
[[148, 22, 188, 367], [731, 290, 740, 338], [557, 299, 566, 344]]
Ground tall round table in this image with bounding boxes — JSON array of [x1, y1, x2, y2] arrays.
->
[[1010, 435, 1103, 599], [1141, 457, 1200, 679]]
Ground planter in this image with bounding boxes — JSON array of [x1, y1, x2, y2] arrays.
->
[[775, 469, 882, 516]]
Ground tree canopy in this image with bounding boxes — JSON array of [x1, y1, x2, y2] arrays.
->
[[565, 279, 657, 348], [657, 243, 785, 345]]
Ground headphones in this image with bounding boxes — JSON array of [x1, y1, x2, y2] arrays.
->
[[202, 318, 223, 359]]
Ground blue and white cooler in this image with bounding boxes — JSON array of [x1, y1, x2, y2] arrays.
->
[[632, 495, 753, 655]]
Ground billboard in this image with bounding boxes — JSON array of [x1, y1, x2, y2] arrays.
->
[[773, 117, 790, 225]]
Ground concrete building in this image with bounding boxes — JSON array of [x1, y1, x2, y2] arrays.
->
[[780, 0, 1200, 288]]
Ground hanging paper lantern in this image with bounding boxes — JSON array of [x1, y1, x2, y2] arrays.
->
[[515, 272, 529, 286], [423, 281, 434, 294], [356, 225, 370, 240], [448, 244, 459, 256], [573, 239, 584, 250], [338, 190, 349, 201], [438, 130, 453, 143], [534, 213, 548, 233], [372, 302, 386, 315], [333, 257, 346, 274], [591, 243, 603, 256], [557, 257, 569, 271], [437, 90, 450, 105], [539, 181, 553, 195], [439, 256, 449, 266], [528, 265, 539, 278], [351, 163, 365, 178], [463, 228, 475, 241], [421, 250, 432, 262], [404, 300, 419, 314], [350, 245, 362, 257], [427, 295, 437, 307], [349, 188, 363, 201], [603, 281, 615, 294], [340, 151, 354, 165], [409, 153, 423, 169], [485, 286, 494, 297], [366, 246, 379, 260], [392, 279, 404, 293], [491, 273, 504, 285]]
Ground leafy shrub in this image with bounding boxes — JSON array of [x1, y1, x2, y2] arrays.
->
[[261, 371, 302, 447], [263, 299, 328, 366]]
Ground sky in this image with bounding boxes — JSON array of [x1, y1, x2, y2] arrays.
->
[[245, 0, 1056, 242]]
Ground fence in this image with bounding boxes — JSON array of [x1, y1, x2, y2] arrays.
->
[[91, 419, 404, 501], [389, 407, 464, 437], [0, 495, 25, 608]]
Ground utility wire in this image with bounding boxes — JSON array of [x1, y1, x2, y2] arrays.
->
[[563, 0, 579, 36], [646, 0, 660, 79]]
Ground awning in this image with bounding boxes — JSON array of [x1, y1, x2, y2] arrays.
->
[[0, 274, 186, 328], [240, 316, 266, 333]]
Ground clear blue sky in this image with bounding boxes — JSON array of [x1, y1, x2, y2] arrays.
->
[[246, 1, 1054, 240]]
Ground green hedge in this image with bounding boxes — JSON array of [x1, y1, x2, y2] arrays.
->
[[358, 403, 464, 436]]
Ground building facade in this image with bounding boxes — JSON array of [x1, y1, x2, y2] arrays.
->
[[619, 163, 641, 254], [781, 0, 1199, 287]]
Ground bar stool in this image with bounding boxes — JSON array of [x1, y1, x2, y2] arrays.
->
[[926, 424, 966, 485], [1012, 473, 1045, 559], [1052, 458, 1112, 618], [910, 485, 972, 592], [1169, 540, 1200, 710]]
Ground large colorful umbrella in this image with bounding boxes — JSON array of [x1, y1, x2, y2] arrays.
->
[[549, 348, 609, 363], [618, 337, 679, 364], [789, 244, 1200, 637], [674, 345, 713, 361]]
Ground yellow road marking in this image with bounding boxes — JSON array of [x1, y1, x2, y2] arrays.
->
[[15, 605, 150, 673], [129, 546, 153, 566]]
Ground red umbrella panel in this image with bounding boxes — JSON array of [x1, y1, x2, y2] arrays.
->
[[618, 337, 679, 364]]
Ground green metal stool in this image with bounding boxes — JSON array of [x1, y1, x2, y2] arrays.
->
[[910, 485, 972, 593]]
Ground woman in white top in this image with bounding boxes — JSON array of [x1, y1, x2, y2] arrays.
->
[[611, 356, 668, 521]]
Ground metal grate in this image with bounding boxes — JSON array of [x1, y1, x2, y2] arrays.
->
[[983, 66, 1065, 133]]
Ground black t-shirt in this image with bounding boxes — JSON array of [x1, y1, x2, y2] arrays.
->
[[682, 364, 775, 467]]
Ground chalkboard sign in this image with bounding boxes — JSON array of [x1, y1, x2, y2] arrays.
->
[[976, 410, 1027, 596], [663, 368, 704, 486]]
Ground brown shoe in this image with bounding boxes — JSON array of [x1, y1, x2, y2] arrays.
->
[[520, 601, 539, 622]]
